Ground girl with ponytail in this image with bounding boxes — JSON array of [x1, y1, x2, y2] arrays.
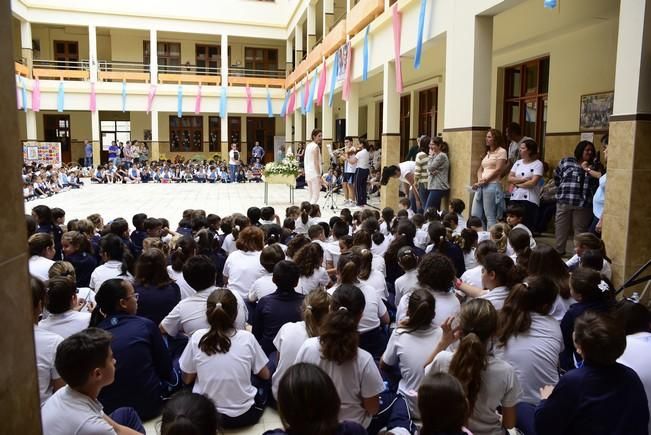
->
[[295, 285, 385, 430], [179, 288, 270, 428], [331, 252, 389, 359], [353, 246, 388, 301], [567, 232, 613, 279], [426, 221, 466, 277], [381, 289, 442, 418], [495, 277, 562, 432], [167, 236, 197, 299], [91, 278, 174, 420], [425, 298, 521, 435], [161, 392, 222, 435]]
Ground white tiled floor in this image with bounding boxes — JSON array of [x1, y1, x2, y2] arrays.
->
[[24, 181, 378, 224]]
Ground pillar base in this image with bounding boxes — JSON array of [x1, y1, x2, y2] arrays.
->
[[442, 127, 488, 211], [220, 142, 229, 162]]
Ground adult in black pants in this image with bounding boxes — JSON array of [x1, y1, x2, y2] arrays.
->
[[352, 139, 371, 207]]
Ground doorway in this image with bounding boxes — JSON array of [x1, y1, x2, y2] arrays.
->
[[43, 114, 71, 163], [246, 117, 276, 163]]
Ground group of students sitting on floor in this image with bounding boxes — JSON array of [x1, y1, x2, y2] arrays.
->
[[27, 198, 650, 435], [23, 163, 84, 200]]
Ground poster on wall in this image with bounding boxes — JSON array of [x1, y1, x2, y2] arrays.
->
[[580, 91, 614, 131], [336, 43, 349, 82], [22, 141, 62, 166]]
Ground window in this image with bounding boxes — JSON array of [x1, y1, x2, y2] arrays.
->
[[503, 57, 549, 156], [244, 47, 279, 71], [169, 116, 203, 152], [144, 42, 181, 72], [53, 41, 79, 67], [196, 45, 220, 74], [100, 120, 131, 151], [418, 87, 438, 138], [209, 116, 221, 152]]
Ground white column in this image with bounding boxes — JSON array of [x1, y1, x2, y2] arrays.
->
[[322, 95, 334, 170], [346, 0, 352, 12], [286, 37, 294, 72], [20, 20, 32, 71], [221, 35, 230, 160], [151, 111, 160, 161], [295, 24, 304, 62], [436, 80, 445, 136], [307, 2, 316, 52], [323, 0, 334, 33], [88, 25, 98, 82], [383, 62, 400, 133], [149, 29, 158, 84], [367, 101, 377, 141], [306, 110, 316, 138], [294, 104, 304, 144], [91, 110, 100, 164], [26, 111, 37, 140], [285, 114, 293, 144], [221, 34, 229, 84], [345, 82, 359, 138]]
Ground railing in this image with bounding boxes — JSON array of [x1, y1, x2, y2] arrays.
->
[[323, 18, 347, 58], [229, 67, 285, 79], [346, 0, 384, 36], [98, 60, 150, 83], [157, 64, 221, 76], [228, 76, 285, 88], [15, 61, 29, 77], [32, 59, 89, 80], [33, 59, 88, 71]]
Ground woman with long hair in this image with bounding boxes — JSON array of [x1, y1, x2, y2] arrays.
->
[[471, 129, 507, 229], [425, 137, 451, 212], [425, 298, 521, 435]]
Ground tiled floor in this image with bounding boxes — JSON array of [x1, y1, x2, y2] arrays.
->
[[24, 181, 375, 224]]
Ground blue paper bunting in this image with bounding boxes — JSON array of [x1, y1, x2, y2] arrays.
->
[[177, 85, 183, 118], [121, 81, 127, 112], [363, 25, 370, 80], [280, 90, 289, 117], [306, 70, 318, 113], [544, 0, 557, 8], [414, 0, 426, 69], [266, 87, 274, 117], [328, 51, 339, 107], [56, 81, 65, 112], [220, 86, 227, 118], [20, 77, 27, 112]]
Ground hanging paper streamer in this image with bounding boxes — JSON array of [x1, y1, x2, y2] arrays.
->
[[306, 69, 318, 113], [16, 77, 22, 110], [32, 79, 41, 112], [302, 75, 311, 113], [363, 25, 370, 80], [300, 84, 307, 114], [266, 87, 273, 118], [342, 43, 353, 101], [280, 90, 290, 117], [287, 89, 296, 114], [57, 81, 65, 113], [177, 85, 183, 118], [19, 77, 28, 112], [146, 84, 157, 114], [316, 60, 327, 106], [544, 0, 557, 8], [121, 81, 127, 113], [328, 51, 339, 107], [414, 0, 426, 69], [245, 85, 253, 114], [220, 86, 227, 118], [89, 82, 97, 113], [195, 85, 202, 115], [392, 5, 404, 93]]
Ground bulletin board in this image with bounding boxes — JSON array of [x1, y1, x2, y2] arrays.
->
[[23, 141, 62, 166]]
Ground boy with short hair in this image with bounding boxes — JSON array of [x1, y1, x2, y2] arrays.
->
[[505, 204, 536, 248], [130, 213, 147, 257], [41, 328, 145, 435], [398, 197, 414, 219]]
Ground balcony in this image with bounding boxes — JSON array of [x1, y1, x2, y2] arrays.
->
[[346, 0, 384, 36], [98, 60, 150, 83], [323, 17, 347, 58], [32, 59, 89, 81], [157, 64, 221, 86]]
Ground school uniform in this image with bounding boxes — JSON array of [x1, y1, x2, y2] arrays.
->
[[37, 223, 63, 260], [464, 248, 478, 270], [253, 289, 304, 355], [34, 325, 63, 404], [386, 245, 426, 283], [271, 321, 309, 399], [249, 272, 277, 302], [98, 313, 174, 420], [425, 242, 466, 277], [223, 250, 266, 302], [394, 269, 419, 308], [130, 229, 147, 257], [565, 254, 613, 280], [359, 270, 389, 301], [65, 251, 98, 288], [39, 310, 91, 339], [167, 266, 196, 299], [161, 286, 247, 336], [396, 288, 460, 328], [461, 265, 483, 288], [135, 281, 181, 326], [179, 328, 269, 428], [535, 363, 649, 435], [263, 422, 368, 435], [296, 267, 330, 295], [618, 332, 651, 435], [372, 254, 387, 277], [89, 260, 128, 291], [29, 255, 55, 282], [371, 235, 392, 257], [480, 286, 511, 311]]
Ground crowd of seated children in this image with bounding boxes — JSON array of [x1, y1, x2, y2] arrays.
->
[[23, 163, 83, 200], [28, 199, 650, 435]]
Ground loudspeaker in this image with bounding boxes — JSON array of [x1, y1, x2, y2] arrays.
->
[[335, 119, 346, 143]]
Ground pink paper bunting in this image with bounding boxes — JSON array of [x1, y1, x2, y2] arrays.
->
[[89, 82, 97, 113], [342, 42, 353, 101], [194, 85, 202, 114], [246, 84, 253, 114], [392, 5, 403, 93], [316, 59, 327, 106], [146, 84, 157, 114], [32, 79, 41, 112], [287, 89, 296, 116]]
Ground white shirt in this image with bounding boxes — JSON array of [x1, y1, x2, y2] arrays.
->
[[494, 313, 563, 404], [464, 248, 478, 270], [41, 386, 116, 435], [382, 326, 443, 418], [296, 267, 330, 295], [397, 288, 460, 328], [355, 149, 370, 170], [548, 294, 575, 321], [461, 265, 483, 288], [167, 266, 196, 299], [480, 286, 510, 310], [398, 161, 416, 183], [295, 337, 385, 428], [328, 283, 387, 333], [618, 332, 651, 435], [34, 325, 63, 404], [89, 261, 127, 291], [371, 254, 386, 278], [323, 240, 341, 268], [510, 159, 544, 205], [29, 255, 54, 282], [223, 250, 266, 301], [509, 223, 537, 249], [565, 254, 612, 280], [414, 228, 429, 250], [359, 270, 388, 301], [179, 328, 268, 417], [272, 321, 309, 399], [228, 149, 240, 166], [221, 233, 237, 255], [160, 287, 247, 336], [249, 273, 277, 302], [304, 141, 321, 180], [39, 310, 91, 339], [394, 269, 419, 308], [371, 235, 392, 257]]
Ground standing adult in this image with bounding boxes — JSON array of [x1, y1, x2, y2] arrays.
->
[[380, 160, 421, 210], [352, 139, 371, 207], [424, 137, 450, 212], [413, 135, 431, 213], [591, 135, 608, 235], [140, 142, 150, 163], [342, 137, 357, 206], [471, 129, 507, 229], [508, 139, 544, 231], [108, 141, 120, 165], [553, 141, 601, 256], [505, 122, 533, 174], [304, 129, 323, 204], [84, 140, 93, 168], [229, 143, 241, 183], [252, 141, 265, 164]]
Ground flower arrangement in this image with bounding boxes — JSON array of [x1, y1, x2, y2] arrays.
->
[[263, 154, 299, 177]]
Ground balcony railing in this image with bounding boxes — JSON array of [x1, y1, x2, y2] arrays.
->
[[33, 59, 89, 80], [346, 0, 384, 36], [98, 60, 150, 83], [229, 67, 285, 79]]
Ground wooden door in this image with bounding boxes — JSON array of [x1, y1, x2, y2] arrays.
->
[[53, 41, 79, 68], [196, 44, 219, 74], [44, 115, 71, 163], [246, 117, 276, 163], [400, 95, 410, 160]]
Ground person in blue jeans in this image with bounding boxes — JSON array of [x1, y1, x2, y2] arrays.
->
[[229, 143, 241, 183], [471, 129, 507, 229], [84, 140, 93, 168]]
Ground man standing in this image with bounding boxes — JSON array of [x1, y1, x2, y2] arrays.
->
[[304, 129, 323, 204], [252, 141, 265, 164], [228, 143, 241, 183], [108, 141, 119, 165], [84, 140, 93, 168]]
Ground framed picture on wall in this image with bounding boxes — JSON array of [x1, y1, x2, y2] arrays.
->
[[580, 91, 614, 131]]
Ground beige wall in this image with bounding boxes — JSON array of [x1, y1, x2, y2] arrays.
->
[[33, 111, 92, 163]]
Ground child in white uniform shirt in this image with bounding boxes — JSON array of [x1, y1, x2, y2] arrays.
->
[[459, 240, 498, 289], [167, 236, 198, 300], [393, 246, 420, 307], [39, 276, 91, 338], [223, 226, 266, 307], [249, 245, 285, 301], [294, 243, 330, 295], [89, 234, 132, 291], [179, 288, 270, 428], [28, 232, 56, 281]]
